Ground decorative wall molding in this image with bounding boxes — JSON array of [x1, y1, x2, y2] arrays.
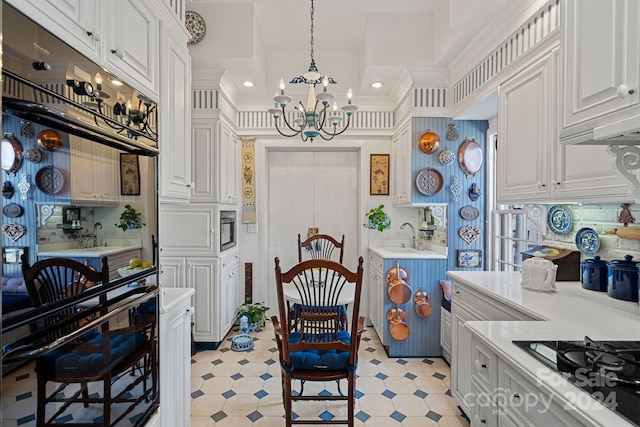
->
[[451, 0, 560, 108]]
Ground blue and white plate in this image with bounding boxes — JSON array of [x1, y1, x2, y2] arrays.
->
[[547, 205, 572, 235], [575, 227, 600, 255]]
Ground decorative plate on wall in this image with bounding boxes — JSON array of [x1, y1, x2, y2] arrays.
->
[[415, 167, 443, 195], [3, 203, 23, 218], [185, 11, 207, 45], [460, 205, 479, 221], [575, 227, 600, 255], [35, 166, 64, 194], [438, 149, 455, 165], [418, 130, 440, 154], [547, 205, 572, 235]]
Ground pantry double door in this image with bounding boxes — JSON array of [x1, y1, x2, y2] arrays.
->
[[267, 150, 359, 310]]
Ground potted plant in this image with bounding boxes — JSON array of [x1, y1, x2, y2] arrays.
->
[[115, 204, 145, 231], [363, 204, 391, 232], [235, 299, 269, 332]]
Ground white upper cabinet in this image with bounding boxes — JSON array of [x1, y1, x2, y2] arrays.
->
[[391, 121, 411, 206], [158, 22, 192, 203], [7, 0, 103, 63], [191, 118, 240, 205], [497, 53, 553, 202], [498, 47, 632, 203], [69, 135, 119, 204], [103, 0, 159, 100], [561, 0, 640, 144]]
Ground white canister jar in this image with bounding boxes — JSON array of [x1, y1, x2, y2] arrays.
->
[[521, 252, 558, 292]]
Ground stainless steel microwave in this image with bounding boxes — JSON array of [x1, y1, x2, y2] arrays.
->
[[220, 211, 237, 251]]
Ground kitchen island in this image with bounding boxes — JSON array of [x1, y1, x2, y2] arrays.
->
[[447, 271, 640, 427]]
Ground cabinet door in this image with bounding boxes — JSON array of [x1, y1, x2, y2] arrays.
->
[[159, 296, 192, 426], [450, 303, 478, 417], [187, 258, 216, 341], [159, 205, 215, 255], [497, 55, 553, 202], [220, 262, 240, 339], [159, 23, 192, 202], [562, 0, 640, 140], [191, 119, 217, 202], [368, 265, 384, 341], [7, 0, 102, 63], [104, 0, 159, 99], [220, 122, 239, 204], [159, 256, 186, 287], [69, 136, 118, 204], [440, 309, 451, 363], [392, 122, 411, 206]]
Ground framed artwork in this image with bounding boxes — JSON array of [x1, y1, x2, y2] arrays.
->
[[369, 154, 389, 195], [62, 207, 81, 224], [120, 153, 140, 195], [457, 249, 482, 268], [3, 246, 27, 264]]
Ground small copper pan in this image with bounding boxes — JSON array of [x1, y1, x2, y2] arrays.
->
[[387, 307, 410, 341], [388, 279, 412, 304], [386, 266, 409, 284], [414, 290, 432, 318]]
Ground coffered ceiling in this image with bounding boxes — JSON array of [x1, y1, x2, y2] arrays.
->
[[188, 0, 540, 112]]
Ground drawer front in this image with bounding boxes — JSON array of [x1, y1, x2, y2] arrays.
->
[[369, 251, 384, 273], [470, 377, 498, 427], [452, 281, 538, 321], [471, 337, 497, 392], [498, 363, 583, 427]]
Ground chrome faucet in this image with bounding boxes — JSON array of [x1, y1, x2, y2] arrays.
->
[[93, 222, 102, 248], [400, 222, 417, 249]]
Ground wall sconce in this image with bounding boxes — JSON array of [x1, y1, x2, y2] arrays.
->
[[66, 79, 94, 97]]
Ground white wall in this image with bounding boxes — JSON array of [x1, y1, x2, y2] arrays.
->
[[237, 136, 427, 321]]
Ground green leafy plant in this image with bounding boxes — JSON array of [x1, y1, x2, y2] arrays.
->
[[364, 204, 391, 232], [115, 204, 145, 231], [235, 299, 270, 326]]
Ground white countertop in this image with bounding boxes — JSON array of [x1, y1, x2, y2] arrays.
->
[[447, 271, 640, 427], [37, 245, 142, 258], [369, 239, 447, 259]]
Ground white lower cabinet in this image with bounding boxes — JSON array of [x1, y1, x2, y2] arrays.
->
[[450, 278, 538, 418], [367, 251, 385, 343], [159, 250, 240, 346], [159, 287, 194, 427], [440, 308, 451, 363], [451, 277, 583, 427]]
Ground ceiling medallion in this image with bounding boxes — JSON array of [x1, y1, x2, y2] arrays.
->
[[185, 11, 207, 45]]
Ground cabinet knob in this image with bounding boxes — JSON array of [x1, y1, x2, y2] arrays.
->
[[513, 393, 520, 400], [111, 48, 125, 59], [617, 84, 635, 98], [474, 359, 487, 371], [473, 415, 487, 425], [536, 181, 546, 188], [86, 29, 102, 41]]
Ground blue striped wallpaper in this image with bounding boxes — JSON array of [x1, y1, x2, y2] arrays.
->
[[380, 118, 487, 358]]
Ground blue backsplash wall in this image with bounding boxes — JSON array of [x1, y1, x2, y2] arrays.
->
[[411, 118, 488, 273]]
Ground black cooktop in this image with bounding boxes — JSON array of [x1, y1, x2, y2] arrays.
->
[[513, 337, 640, 426]]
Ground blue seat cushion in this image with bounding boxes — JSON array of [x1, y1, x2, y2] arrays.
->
[[442, 298, 451, 312], [40, 331, 148, 376], [287, 330, 352, 371], [2, 293, 32, 314]]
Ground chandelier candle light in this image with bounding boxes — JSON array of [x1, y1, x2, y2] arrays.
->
[[268, 0, 357, 142]]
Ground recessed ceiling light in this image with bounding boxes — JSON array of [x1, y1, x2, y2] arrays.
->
[[370, 82, 383, 89], [243, 81, 254, 87], [110, 79, 123, 86]]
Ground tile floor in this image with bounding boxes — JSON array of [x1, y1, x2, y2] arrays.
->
[[190, 323, 470, 427]]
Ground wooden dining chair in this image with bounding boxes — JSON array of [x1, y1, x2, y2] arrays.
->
[[297, 233, 345, 264], [272, 256, 365, 427], [20, 255, 156, 427]]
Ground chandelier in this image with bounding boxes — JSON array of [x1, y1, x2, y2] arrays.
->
[[268, 0, 357, 142]]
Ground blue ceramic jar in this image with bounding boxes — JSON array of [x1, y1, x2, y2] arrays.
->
[[581, 256, 608, 291], [607, 255, 639, 302]]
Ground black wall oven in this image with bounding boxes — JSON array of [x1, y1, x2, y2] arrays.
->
[[1, 4, 160, 426]]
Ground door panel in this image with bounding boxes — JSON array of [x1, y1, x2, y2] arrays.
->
[[267, 150, 359, 311]]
